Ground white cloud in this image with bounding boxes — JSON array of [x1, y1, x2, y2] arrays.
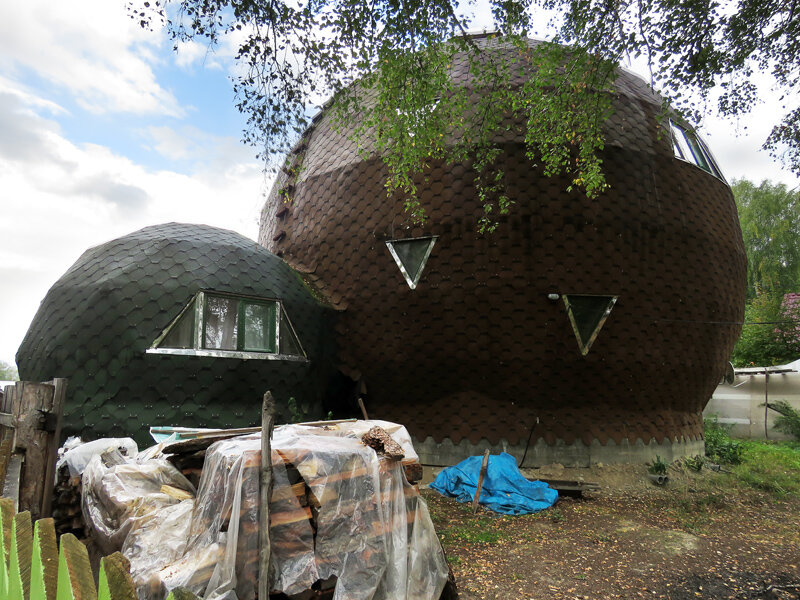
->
[[0, 82, 266, 366], [0, 0, 182, 116], [174, 39, 225, 70]]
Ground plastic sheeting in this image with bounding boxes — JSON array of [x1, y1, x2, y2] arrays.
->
[[82, 421, 448, 600], [60, 437, 139, 476], [430, 452, 558, 515], [81, 453, 196, 560]]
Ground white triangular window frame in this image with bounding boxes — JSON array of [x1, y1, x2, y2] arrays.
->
[[562, 294, 618, 356], [386, 236, 438, 290]]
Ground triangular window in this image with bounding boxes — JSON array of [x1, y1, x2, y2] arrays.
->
[[159, 298, 196, 349], [386, 236, 438, 289], [278, 305, 305, 356], [562, 294, 618, 355]]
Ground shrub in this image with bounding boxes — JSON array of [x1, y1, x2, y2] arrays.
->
[[704, 418, 745, 465], [767, 400, 800, 441], [684, 454, 705, 472], [647, 455, 669, 475]]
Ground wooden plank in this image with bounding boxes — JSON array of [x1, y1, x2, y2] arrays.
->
[[0, 436, 12, 488], [0, 413, 13, 428], [1, 385, 15, 440], [14, 381, 56, 520], [357, 397, 369, 420], [3, 455, 22, 511], [41, 378, 66, 519], [259, 391, 276, 600], [472, 450, 490, 513]]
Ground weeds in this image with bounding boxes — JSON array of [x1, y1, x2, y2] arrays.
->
[[684, 455, 705, 472], [648, 455, 669, 475], [704, 417, 745, 465], [549, 508, 565, 523]]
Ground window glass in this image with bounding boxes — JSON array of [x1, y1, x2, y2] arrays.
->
[[386, 236, 438, 289], [562, 294, 617, 355], [159, 299, 195, 349], [671, 123, 691, 162], [279, 308, 304, 356], [152, 292, 305, 359], [684, 134, 712, 172], [670, 121, 724, 179], [243, 302, 277, 352], [204, 296, 239, 350]]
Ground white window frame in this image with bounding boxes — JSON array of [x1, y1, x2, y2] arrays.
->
[[147, 290, 308, 362], [669, 120, 726, 182]]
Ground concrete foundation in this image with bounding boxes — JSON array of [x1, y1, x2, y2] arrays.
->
[[414, 435, 705, 468]]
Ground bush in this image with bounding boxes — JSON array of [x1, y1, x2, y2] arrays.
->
[[647, 455, 669, 475], [767, 400, 800, 440], [704, 418, 745, 465], [684, 454, 705, 472]]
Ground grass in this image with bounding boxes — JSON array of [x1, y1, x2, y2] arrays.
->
[[441, 518, 509, 544], [668, 491, 730, 532], [704, 417, 800, 498], [731, 440, 800, 497]]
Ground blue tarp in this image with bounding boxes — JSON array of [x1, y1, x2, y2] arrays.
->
[[430, 452, 558, 515]]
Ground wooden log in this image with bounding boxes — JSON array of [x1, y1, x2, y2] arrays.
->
[[357, 397, 369, 421], [259, 391, 275, 600], [12, 381, 60, 520], [472, 450, 490, 514], [361, 426, 404, 460], [41, 378, 66, 519]]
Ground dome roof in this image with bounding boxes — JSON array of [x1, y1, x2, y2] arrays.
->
[[17, 222, 332, 442], [258, 38, 746, 465]]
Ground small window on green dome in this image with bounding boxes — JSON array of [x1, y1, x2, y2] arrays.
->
[[149, 291, 306, 361]]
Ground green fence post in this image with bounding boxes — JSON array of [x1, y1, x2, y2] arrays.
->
[[56, 533, 96, 600], [31, 517, 58, 600], [97, 553, 136, 600], [0, 497, 13, 597], [9, 511, 33, 600]]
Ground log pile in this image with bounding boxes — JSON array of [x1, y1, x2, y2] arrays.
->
[[143, 423, 448, 600], [51, 464, 84, 538], [75, 421, 453, 600]]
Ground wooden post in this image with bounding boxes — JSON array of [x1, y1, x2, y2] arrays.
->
[[259, 391, 276, 600], [41, 378, 66, 518], [764, 370, 770, 440], [472, 450, 490, 514], [357, 397, 369, 421], [13, 382, 58, 521]]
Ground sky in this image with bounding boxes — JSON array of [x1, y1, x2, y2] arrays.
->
[[1, 0, 798, 368]]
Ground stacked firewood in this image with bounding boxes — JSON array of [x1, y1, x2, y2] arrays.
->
[[51, 464, 85, 538], [149, 428, 439, 600]]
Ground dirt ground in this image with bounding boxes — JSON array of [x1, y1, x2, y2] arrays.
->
[[423, 462, 800, 600]]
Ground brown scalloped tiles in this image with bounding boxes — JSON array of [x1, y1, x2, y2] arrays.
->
[[259, 38, 745, 455]]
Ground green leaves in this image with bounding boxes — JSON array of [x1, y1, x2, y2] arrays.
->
[[730, 290, 800, 367], [133, 0, 623, 231], [733, 179, 800, 299]]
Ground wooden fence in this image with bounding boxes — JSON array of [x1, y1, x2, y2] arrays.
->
[[0, 496, 199, 599], [0, 379, 66, 520]]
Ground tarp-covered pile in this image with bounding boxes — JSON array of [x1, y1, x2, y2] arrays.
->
[[430, 452, 558, 514], [82, 421, 449, 600]]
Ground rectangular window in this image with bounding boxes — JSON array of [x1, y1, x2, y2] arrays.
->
[[242, 301, 277, 352], [203, 295, 239, 350], [151, 291, 305, 360], [670, 120, 725, 181]]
